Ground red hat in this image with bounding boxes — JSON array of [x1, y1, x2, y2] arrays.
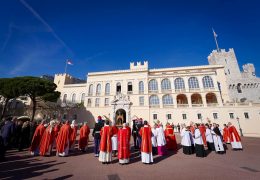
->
[[98, 116, 102, 120]]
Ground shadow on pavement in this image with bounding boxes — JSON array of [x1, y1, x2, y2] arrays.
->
[[0, 153, 68, 180]]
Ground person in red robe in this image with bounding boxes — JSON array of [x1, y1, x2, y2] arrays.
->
[[79, 122, 90, 152], [30, 120, 46, 155], [118, 123, 131, 164], [222, 124, 230, 144], [199, 124, 207, 146], [39, 120, 56, 156], [99, 120, 113, 164], [164, 123, 178, 152], [56, 121, 71, 157], [52, 121, 61, 150], [228, 122, 243, 150], [69, 120, 78, 151], [111, 124, 119, 157], [139, 120, 153, 164]]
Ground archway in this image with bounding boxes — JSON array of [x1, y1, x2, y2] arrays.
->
[[115, 109, 126, 126], [176, 94, 188, 104], [191, 93, 202, 104], [206, 93, 218, 104]]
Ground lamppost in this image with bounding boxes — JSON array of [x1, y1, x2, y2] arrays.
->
[[236, 117, 243, 137]]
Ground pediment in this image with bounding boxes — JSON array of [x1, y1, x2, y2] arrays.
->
[[111, 93, 131, 105]]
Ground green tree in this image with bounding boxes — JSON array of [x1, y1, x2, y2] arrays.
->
[[18, 77, 60, 121], [0, 78, 20, 120]]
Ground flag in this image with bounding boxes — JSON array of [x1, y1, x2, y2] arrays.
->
[[67, 60, 73, 65], [213, 29, 217, 38]]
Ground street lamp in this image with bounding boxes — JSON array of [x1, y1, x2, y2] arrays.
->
[[236, 117, 243, 137]]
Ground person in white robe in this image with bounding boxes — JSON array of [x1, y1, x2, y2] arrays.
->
[[194, 124, 206, 157], [212, 123, 225, 154], [151, 124, 157, 155], [205, 124, 215, 151], [180, 124, 193, 155], [111, 122, 118, 157], [155, 122, 167, 156]]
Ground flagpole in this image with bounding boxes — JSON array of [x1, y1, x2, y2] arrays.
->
[[212, 28, 220, 52], [64, 59, 68, 74]]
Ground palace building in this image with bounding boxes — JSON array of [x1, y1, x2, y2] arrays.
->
[[54, 48, 260, 137]]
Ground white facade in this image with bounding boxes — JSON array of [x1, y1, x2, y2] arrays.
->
[[54, 49, 260, 137]]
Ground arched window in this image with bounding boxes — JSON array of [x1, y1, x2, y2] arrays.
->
[[237, 83, 242, 93], [161, 79, 171, 91], [88, 84, 93, 96], [72, 93, 76, 103], [149, 79, 158, 91], [176, 94, 188, 104], [96, 84, 101, 95], [116, 82, 121, 93], [81, 93, 85, 103], [162, 94, 173, 105], [191, 93, 202, 104], [202, 76, 214, 88], [139, 81, 144, 93], [63, 94, 67, 103], [188, 77, 199, 89], [87, 98, 92, 107], [105, 83, 110, 95], [174, 78, 185, 90], [206, 93, 218, 104], [127, 82, 133, 93], [149, 95, 160, 106]]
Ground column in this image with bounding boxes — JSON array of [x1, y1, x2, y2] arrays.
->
[[216, 93, 223, 106], [187, 93, 192, 107], [202, 93, 207, 107]]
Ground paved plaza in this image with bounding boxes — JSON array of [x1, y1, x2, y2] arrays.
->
[[1, 135, 260, 180]]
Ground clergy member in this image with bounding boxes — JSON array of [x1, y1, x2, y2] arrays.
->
[[151, 124, 157, 155], [222, 124, 230, 144], [79, 122, 90, 152], [99, 120, 113, 164], [205, 124, 215, 151], [118, 123, 131, 164], [164, 123, 177, 152], [139, 120, 153, 164], [39, 120, 56, 156], [69, 120, 78, 151], [56, 121, 71, 157], [212, 123, 225, 154], [155, 121, 167, 156], [30, 120, 46, 156], [92, 116, 104, 157], [194, 124, 206, 157], [180, 124, 193, 155], [111, 123, 119, 157], [199, 123, 207, 146], [228, 122, 243, 150]]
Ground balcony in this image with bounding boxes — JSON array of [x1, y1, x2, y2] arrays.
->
[[149, 104, 160, 108], [204, 87, 216, 91], [177, 104, 189, 108], [149, 90, 158, 94], [189, 88, 200, 93], [207, 103, 219, 107], [127, 91, 133, 95], [175, 89, 186, 93], [163, 104, 174, 108], [192, 104, 203, 107], [161, 89, 172, 93]]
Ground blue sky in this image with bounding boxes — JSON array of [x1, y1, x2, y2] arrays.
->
[[0, 0, 259, 79]]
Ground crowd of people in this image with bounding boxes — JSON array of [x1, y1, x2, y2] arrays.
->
[[0, 115, 243, 164]]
